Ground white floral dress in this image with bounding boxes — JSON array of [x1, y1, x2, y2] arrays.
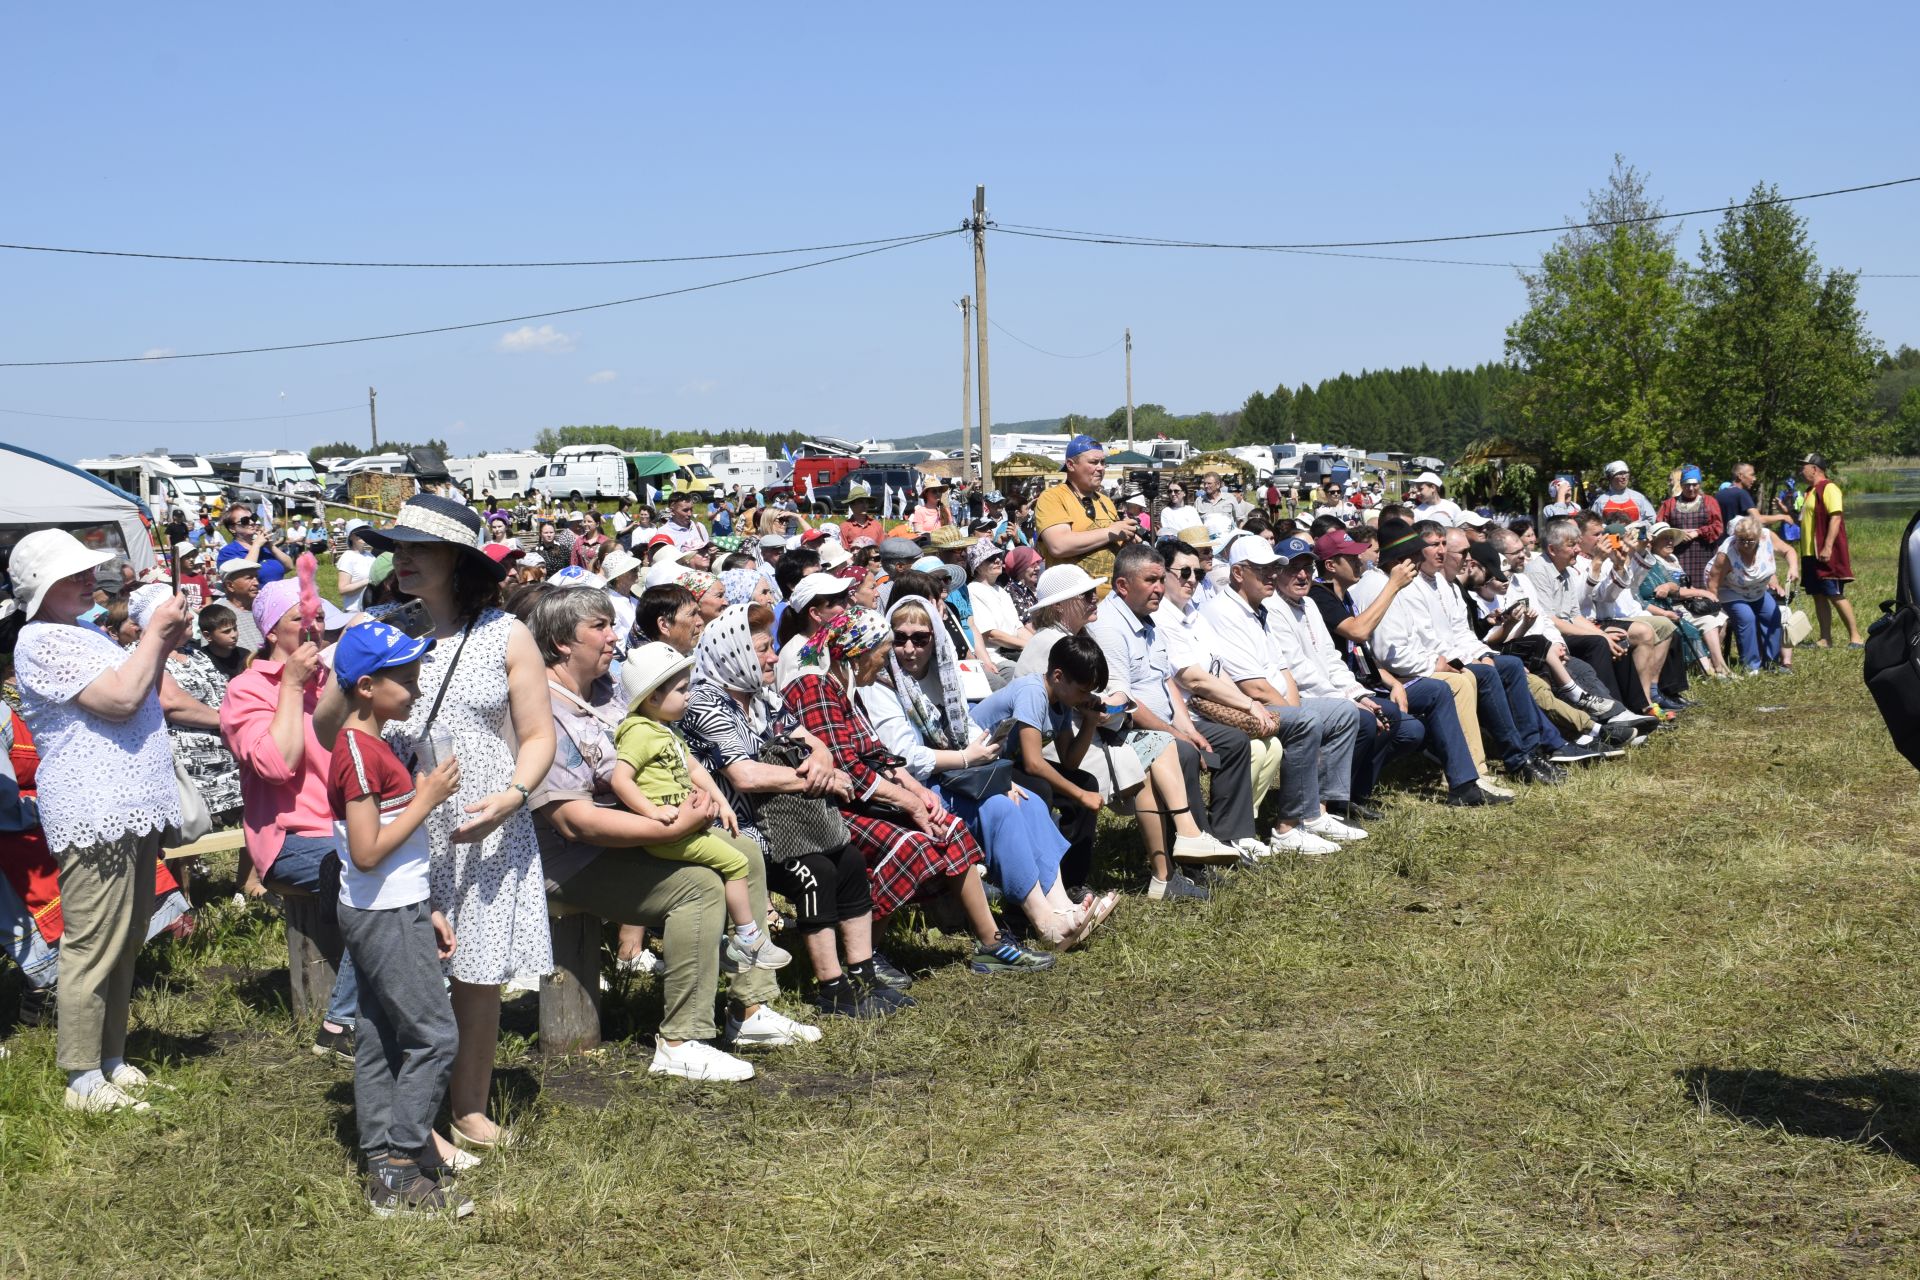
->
[[165, 648, 242, 821], [384, 607, 551, 985]]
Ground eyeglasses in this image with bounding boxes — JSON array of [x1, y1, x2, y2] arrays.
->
[[1170, 567, 1201, 580], [890, 630, 934, 648], [234, 517, 258, 527]]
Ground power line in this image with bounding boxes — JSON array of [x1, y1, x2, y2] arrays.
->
[[991, 174, 1920, 251], [0, 401, 369, 425], [986, 318, 1125, 359], [0, 229, 956, 269], [0, 230, 963, 368]]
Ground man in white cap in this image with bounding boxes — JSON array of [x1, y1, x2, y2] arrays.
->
[[335, 520, 377, 613], [1408, 472, 1462, 527], [1198, 537, 1365, 857], [1590, 461, 1656, 523], [1454, 509, 1491, 543]]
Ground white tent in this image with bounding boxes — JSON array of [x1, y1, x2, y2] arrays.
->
[[1, 442, 158, 581]]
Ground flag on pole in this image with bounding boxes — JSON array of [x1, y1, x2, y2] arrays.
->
[[804, 472, 816, 505]]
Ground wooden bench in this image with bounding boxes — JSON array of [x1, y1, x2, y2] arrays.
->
[[540, 905, 604, 1057]]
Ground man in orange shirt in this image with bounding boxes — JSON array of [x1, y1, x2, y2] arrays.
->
[[838, 484, 886, 550], [1035, 434, 1135, 596]]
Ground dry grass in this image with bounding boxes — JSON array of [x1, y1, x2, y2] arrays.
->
[[4, 519, 1919, 1278]]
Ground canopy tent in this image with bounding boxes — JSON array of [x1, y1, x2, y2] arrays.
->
[[911, 456, 968, 480], [1181, 450, 1259, 480], [0, 443, 158, 582], [1105, 450, 1157, 469], [989, 452, 1061, 479], [625, 453, 681, 479]]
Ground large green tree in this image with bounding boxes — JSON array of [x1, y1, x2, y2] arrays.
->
[[1502, 158, 1692, 486], [1678, 183, 1880, 489]]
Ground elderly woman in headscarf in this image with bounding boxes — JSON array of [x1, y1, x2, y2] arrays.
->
[[858, 596, 1114, 949], [719, 567, 776, 611], [779, 609, 1056, 975], [680, 604, 912, 1016], [1002, 545, 1044, 625], [675, 568, 728, 623]]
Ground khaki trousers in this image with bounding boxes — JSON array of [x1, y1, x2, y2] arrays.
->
[[54, 829, 159, 1072], [1528, 672, 1593, 738], [1432, 671, 1489, 776]]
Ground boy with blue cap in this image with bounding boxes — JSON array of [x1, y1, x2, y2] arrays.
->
[[326, 621, 472, 1219]]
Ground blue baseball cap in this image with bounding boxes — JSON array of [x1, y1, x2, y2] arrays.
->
[[1680, 465, 1703, 483], [1063, 434, 1103, 465], [334, 621, 433, 687], [1275, 535, 1316, 563]]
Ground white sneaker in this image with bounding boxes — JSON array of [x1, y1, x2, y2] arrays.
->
[[64, 1081, 150, 1113], [726, 1005, 824, 1049], [1233, 837, 1272, 867], [107, 1063, 171, 1095], [1269, 826, 1340, 858], [1171, 833, 1240, 865], [649, 1038, 755, 1082], [1303, 813, 1369, 843], [1476, 777, 1517, 799]]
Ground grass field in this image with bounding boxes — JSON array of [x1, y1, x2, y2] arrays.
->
[[4, 519, 1919, 1278]]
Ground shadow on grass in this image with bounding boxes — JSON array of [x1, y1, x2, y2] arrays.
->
[[1682, 1065, 1920, 1165]]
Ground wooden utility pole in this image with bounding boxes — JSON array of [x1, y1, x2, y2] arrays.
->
[[1124, 328, 1134, 451], [970, 186, 994, 490], [959, 296, 973, 482], [368, 386, 379, 450]]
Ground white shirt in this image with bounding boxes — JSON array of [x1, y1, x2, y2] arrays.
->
[[1358, 572, 1450, 678], [1474, 575, 1561, 644], [1158, 504, 1202, 535], [967, 581, 1025, 654], [1413, 498, 1464, 526], [1198, 589, 1293, 689], [857, 680, 982, 783], [336, 547, 375, 613], [1268, 594, 1364, 701], [663, 517, 710, 553], [1523, 551, 1623, 622], [1153, 597, 1225, 680]]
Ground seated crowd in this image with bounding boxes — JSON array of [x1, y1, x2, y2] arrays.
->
[[0, 441, 1812, 1218]]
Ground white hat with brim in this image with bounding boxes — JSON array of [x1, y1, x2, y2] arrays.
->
[[644, 562, 687, 589], [816, 540, 853, 571], [1031, 563, 1107, 610], [600, 550, 642, 583], [6, 529, 115, 621], [789, 572, 854, 614], [619, 641, 696, 711], [1455, 510, 1490, 528], [1414, 471, 1445, 488], [219, 558, 263, 579]]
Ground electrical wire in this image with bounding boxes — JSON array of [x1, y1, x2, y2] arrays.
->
[[986, 318, 1125, 359], [0, 229, 956, 269], [991, 175, 1920, 251], [0, 401, 369, 425], [0, 230, 963, 368]]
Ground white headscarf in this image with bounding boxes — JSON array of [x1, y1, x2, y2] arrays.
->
[[883, 595, 969, 750], [691, 603, 776, 733]]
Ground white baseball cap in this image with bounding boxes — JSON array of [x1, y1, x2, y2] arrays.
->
[[1455, 510, 1490, 528], [788, 572, 853, 613], [1227, 537, 1280, 567], [1603, 460, 1629, 478], [1414, 470, 1445, 488]]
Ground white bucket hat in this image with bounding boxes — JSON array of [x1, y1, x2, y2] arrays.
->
[[600, 549, 642, 584], [8, 528, 114, 621], [1030, 563, 1107, 610], [620, 641, 695, 711], [815, 540, 853, 571]]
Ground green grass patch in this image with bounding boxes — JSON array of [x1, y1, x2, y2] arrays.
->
[[5, 521, 1920, 1276]]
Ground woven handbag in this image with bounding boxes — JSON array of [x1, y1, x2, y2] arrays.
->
[[1185, 695, 1273, 739]]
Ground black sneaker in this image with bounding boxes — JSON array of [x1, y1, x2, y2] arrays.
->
[[1333, 799, 1384, 822], [366, 1170, 474, 1219], [16, 984, 54, 1028], [1598, 722, 1640, 750], [1147, 871, 1212, 902], [1446, 785, 1513, 807], [867, 950, 914, 991], [312, 1023, 356, 1063], [1546, 741, 1601, 766], [810, 979, 896, 1019], [852, 977, 918, 1014]]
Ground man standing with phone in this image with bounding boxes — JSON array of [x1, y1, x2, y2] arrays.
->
[[1036, 435, 1132, 599]]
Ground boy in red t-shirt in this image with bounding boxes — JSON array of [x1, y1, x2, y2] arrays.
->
[[326, 621, 469, 1219]]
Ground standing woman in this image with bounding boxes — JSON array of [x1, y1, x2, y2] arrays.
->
[[351, 494, 556, 1148], [8, 530, 194, 1112]]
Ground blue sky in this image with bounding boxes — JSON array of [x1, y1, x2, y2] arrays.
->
[[4, 2, 1915, 459]]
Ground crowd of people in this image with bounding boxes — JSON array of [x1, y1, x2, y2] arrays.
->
[[0, 439, 1854, 1218]]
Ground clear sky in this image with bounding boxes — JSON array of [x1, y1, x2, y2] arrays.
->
[[4, 2, 1915, 460]]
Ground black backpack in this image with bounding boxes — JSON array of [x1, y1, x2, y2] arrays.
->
[[1864, 508, 1920, 771]]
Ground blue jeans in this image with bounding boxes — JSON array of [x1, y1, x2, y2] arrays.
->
[[0, 871, 58, 991], [266, 833, 359, 1028], [1402, 676, 1479, 789], [1466, 654, 1563, 769], [1350, 699, 1426, 802], [1725, 594, 1782, 670]]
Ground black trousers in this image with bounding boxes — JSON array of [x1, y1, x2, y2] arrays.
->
[[1176, 718, 1256, 842], [1568, 629, 1646, 709], [1012, 764, 1099, 888], [767, 843, 873, 933]]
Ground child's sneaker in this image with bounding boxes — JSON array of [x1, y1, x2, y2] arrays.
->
[[722, 929, 791, 973], [968, 931, 1057, 975], [366, 1169, 475, 1219]]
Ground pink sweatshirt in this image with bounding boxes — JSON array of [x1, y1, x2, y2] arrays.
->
[[218, 659, 335, 875]]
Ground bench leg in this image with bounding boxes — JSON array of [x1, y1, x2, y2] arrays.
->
[[540, 913, 603, 1056], [282, 894, 342, 1024]]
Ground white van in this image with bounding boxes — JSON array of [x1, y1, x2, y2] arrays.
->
[[530, 444, 635, 502], [76, 452, 228, 525], [210, 451, 324, 513], [446, 451, 547, 500]]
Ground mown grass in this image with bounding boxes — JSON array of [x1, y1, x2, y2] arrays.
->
[[4, 519, 1920, 1278]]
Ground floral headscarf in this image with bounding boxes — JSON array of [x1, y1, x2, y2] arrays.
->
[[674, 568, 720, 602], [884, 596, 969, 750], [691, 604, 776, 732], [796, 606, 889, 670], [720, 568, 764, 607]]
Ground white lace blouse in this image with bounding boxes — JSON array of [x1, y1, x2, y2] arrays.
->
[[14, 621, 181, 852]]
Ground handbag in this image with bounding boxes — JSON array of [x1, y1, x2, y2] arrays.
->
[[1186, 694, 1273, 739], [936, 758, 1013, 803], [751, 734, 848, 860], [172, 759, 213, 844], [1784, 604, 1814, 647]]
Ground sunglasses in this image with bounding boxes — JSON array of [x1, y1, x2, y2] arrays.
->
[[234, 517, 259, 527], [891, 630, 934, 648], [1170, 567, 1201, 580]]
